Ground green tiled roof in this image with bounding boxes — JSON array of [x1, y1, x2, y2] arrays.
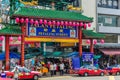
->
[[83, 30, 105, 39], [12, 7, 93, 22], [0, 24, 22, 35]]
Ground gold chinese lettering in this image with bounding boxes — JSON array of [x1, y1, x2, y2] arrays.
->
[[60, 29, 63, 33], [44, 28, 48, 32], [52, 29, 56, 32]]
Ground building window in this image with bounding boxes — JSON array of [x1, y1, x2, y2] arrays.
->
[[98, 15, 118, 27], [104, 34, 118, 43], [73, 0, 80, 7], [97, 0, 118, 9]]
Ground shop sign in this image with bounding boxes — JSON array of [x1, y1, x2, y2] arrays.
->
[[28, 23, 78, 38], [82, 53, 93, 61], [97, 0, 118, 9], [60, 42, 75, 47]]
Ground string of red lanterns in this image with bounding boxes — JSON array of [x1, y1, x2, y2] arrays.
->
[[86, 39, 105, 44], [0, 36, 21, 42], [0, 36, 21, 41], [15, 17, 91, 28]]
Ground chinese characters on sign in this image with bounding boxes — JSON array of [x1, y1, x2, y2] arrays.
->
[[97, 0, 118, 9], [28, 24, 77, 38], [82, 53, 93, 61]]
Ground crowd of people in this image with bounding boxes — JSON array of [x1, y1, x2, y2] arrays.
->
[[34, 58, 71, 77], [0, 57, 72, 79]]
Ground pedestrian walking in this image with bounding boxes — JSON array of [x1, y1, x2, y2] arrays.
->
[[13, 67, 19, 80], [53, 63, 57, 75], [50, 63, 54, 77], [60, 62, 64, 76]]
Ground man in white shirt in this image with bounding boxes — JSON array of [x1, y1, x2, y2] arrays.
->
[[60, 62, 64, 75], [53, 63, 57, 75]]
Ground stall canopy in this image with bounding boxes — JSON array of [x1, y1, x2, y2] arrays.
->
[[45, 51, 62, 58], [65, 52, 79, 58], [99, 48, 120, 55], [25, 52, 41, 59]]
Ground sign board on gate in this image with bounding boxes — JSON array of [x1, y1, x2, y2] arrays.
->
[[28, 23, 78, 38]]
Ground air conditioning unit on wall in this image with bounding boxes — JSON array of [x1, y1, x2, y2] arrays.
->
[[98, 23, 103, 26]]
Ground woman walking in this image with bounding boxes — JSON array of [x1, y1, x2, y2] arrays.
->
[[13, 67, 19, 80]]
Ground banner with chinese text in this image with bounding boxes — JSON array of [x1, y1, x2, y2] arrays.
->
[[28, 23, 78, 38]]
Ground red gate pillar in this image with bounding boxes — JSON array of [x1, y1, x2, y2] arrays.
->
[[79, 27, 82, 56], [21, 26, 25, 66], [5, 35, 10, 70], [90, 39, 94, 53]]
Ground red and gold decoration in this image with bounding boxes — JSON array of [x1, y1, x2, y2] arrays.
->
[[15, 17, 92, 57]]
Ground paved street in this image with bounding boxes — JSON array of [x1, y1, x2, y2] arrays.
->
[[39, 75, 120, 80]]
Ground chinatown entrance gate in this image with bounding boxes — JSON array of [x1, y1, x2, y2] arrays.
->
[[0, 4, 104, 70], [11, 7, 93, 70]]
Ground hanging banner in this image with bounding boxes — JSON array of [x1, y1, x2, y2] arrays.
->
[[28, 23, 78, 38], [82, 52, 93, 61]]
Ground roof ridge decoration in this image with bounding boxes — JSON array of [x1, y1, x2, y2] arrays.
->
[[0, 24, 22, 35], [82, 30, 105, 39], [12, 7, 93, 22], [14, 7, 22, 14]]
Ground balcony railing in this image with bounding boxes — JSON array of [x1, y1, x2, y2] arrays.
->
[[97, 24, 120, 34], [97, 7, 120, 16]]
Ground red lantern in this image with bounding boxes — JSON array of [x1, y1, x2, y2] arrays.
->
[[69, 21, 72, 26], [9, 37, 13, 41], [20, 18, 24, 23], [25, 18, 29, 23], [88, 23, 91, 27], [100, 39, 104, 44], [0, 36, 4, 41], [84, 23, 87, 29], [52, 21, 56, 25], [48, 21, 52, 26], [93, 39, 97, 44], [44, 20, 47, 25], [18, 36, 21, 41], [73, 22, 76, 27], [76, 22, 79, 27], [15, 18, 20, 23], [86, 39, 90, 44], [60, 21, 64, 26], [35, 20, 39, 25], [79, 22, 83, 27], [65, 21, 68, 26], [30, 19, 34, 24], [39, 19, 43, 24], [57, 21, 60, 26]]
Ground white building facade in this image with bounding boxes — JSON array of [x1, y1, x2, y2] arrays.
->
[[81, 0, 120, 43]]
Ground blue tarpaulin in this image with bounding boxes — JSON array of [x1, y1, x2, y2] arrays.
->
[[0, 53, 5, 60], [10, 52, 20, 59], [0, 52, 20, 60], [72, 57, 80, 70]]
